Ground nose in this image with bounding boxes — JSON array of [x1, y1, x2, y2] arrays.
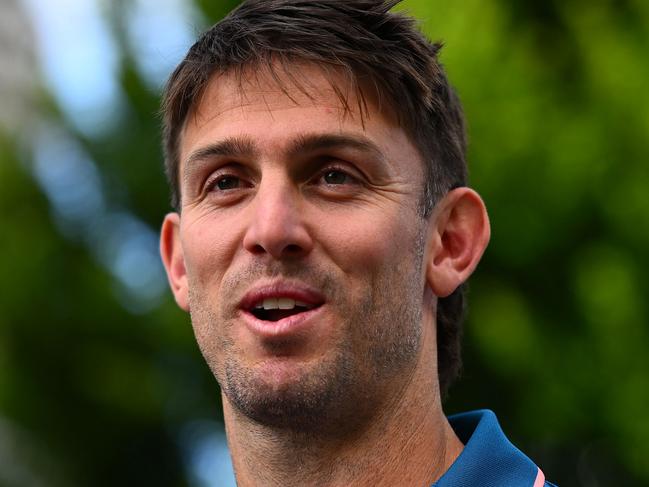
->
[[242, 178, 314, 259]]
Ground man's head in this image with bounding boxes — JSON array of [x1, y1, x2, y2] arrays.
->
[[161, 0, 477, 399], [160, 0, 489, 426]]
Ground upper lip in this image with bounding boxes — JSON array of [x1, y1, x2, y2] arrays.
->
[[238, 281, 326, 311]]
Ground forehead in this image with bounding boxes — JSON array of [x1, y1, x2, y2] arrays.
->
[[178, 63, 423, 178], [199, 64, 364, 118]]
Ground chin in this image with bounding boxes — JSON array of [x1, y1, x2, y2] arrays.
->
[[222, 350, 357, 431]]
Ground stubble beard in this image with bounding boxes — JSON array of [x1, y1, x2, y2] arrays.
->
[[187, 236, 426, 435]]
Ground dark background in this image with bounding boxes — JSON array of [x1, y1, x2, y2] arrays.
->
[[1, 0, 648, 485]]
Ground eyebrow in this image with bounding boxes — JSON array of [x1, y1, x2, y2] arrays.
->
[[184, 137, 258, 167], [182, 132, 387, 185], [286, 133, 386, 163]]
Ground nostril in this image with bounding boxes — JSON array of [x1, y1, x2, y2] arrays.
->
[[246, 242, 306, 257], [242, 216, 314, 257], [284, 244, 303, 254], [249, 244, 266, 255]]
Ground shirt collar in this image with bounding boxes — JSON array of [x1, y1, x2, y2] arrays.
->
[[433, 409, 544, 487]]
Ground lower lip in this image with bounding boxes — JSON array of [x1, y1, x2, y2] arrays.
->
[[240, 305, 325, 339]]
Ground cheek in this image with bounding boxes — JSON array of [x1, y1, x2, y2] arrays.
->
[[181, 213, 242, 288], [319, 207, 419, 273]]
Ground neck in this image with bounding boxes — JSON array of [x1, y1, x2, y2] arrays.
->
[[222, 328, 463, 487]]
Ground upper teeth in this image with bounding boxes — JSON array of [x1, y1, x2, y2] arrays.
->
[[254, 298, 310, 310]]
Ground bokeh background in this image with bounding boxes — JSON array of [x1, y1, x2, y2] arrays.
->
[[1, 0, 648, 485]]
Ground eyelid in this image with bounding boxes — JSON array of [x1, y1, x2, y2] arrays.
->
[[203, 163, 253, 192], [317, 163, 363, 184]]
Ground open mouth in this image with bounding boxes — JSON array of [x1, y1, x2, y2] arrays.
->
[[249, 297, 319, 322]]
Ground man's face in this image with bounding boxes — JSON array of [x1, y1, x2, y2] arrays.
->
[[165, 65, 436, 429]]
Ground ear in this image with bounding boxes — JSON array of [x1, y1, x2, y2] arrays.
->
[[160, 212, 190, 311], [426, 187, 490, 297]]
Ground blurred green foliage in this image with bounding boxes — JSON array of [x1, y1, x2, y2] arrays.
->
[[1, 0, 648, 485]]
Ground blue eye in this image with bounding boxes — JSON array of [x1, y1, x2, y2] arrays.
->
[[323, 170, 349, 185], [215, 176, 240, 190]]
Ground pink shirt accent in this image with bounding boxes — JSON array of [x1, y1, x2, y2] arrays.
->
[[533, 468, 546, 487]]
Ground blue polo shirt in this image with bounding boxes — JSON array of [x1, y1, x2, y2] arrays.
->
[[433, 410, 556, 486]]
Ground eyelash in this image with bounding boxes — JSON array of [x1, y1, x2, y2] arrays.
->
[[201, 163, 361, 196], [204, 171, 247, 194], [315, 164, 359, 186]]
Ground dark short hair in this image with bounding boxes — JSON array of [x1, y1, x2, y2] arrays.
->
[[161, 0, 468, 397]]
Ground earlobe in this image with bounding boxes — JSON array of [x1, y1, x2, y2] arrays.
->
[[425, 188, 490, 297], [160, 212, 190, 311]]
